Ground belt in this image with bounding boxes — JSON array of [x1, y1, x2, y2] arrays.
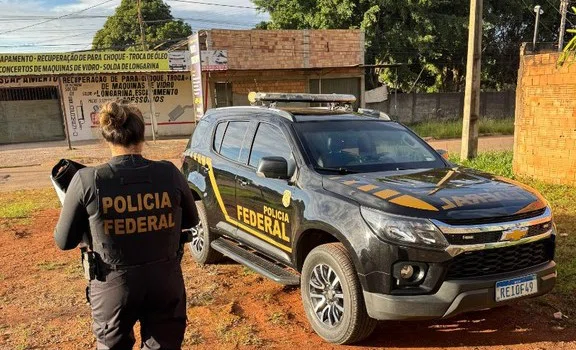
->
[[100, 255, 178, 271]]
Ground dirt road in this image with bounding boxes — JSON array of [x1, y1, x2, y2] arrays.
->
[[0, 136, 514, 192], [0, 205, 574, 349]]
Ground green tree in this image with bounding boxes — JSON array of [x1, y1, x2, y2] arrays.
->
[[253, 0, 561, 92], [92, 0, 192, 51], [559, 7, 576, 66]]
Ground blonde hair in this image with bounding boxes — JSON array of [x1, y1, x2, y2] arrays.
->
[[98, 101, 145, 146]]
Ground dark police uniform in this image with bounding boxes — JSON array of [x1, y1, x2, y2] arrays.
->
[[54, 154, 198, 350]]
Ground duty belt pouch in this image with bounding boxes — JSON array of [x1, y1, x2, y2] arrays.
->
[[81, 248, 97, 281]]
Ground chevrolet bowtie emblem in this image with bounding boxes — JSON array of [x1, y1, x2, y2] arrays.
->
[[501, 227, 529, 241]]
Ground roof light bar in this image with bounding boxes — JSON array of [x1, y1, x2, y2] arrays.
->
[[248, 92, 356, 105]]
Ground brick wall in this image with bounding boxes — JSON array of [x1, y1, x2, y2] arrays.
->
[[207, 68, 364, 107], [207, 29, 363, 70], [514, 50, 576, 185]]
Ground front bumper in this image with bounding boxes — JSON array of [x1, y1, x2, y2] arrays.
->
[[363, 261, 556, 321]]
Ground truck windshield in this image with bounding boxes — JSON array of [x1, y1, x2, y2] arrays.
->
[[294, 120, 446, 173]]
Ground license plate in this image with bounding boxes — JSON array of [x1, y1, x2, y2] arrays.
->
[[495, 274, 538, 302]]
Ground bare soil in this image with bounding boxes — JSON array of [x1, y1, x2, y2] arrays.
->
[[0, 207, 574, 350]]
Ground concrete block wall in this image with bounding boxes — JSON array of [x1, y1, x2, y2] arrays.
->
[[0, 99, 64, 144], [514, 51, 576, 185], [207, 29, 363, 70], [367, 91, 515, 124]]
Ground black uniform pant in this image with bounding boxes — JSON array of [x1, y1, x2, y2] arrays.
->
[[89, 260, 186, 350]]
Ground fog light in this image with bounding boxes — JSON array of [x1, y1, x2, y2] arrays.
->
[[392, 262, 428, 288], [400, 265, 414, 280]]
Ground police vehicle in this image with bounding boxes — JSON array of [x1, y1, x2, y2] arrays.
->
[[181, 92, 556, 344]]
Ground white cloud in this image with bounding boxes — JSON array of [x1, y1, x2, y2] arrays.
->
[[0, 0, 268, 53]]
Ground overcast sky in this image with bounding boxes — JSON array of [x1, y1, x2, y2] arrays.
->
[[0, 0, 269, 53]]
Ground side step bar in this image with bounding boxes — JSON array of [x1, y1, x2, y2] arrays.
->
[[211, 238, 300, 286]]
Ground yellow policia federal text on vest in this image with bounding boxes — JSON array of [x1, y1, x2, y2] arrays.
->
[[101, 192, 175, 235]]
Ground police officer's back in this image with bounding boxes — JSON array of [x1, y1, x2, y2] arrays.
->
[[54, 101, 197, 350]]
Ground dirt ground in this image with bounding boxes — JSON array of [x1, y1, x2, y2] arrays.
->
[[1, 135, 575, 349], [0, 205, 574, 350]]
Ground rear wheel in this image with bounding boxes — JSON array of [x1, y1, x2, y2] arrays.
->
[[301, 243, 377, 344], [188, 200, 223, 264]]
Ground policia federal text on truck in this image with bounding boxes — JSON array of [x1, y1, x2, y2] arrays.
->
[[181, 93, 556, 344]]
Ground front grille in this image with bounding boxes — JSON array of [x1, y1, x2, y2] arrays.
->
[[445, 221, 553, 245], [440, 208, 546, 226], [446, 239, 554, 279], [446, 231, 502, 245]]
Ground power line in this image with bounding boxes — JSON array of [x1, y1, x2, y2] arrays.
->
[[165, 0, 258, 10], [0, 0, 116, 35], [515, 0, 558, 36], [543, 0, 575, 27]]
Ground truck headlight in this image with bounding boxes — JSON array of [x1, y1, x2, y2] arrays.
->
[[361, 207, 449, 249]]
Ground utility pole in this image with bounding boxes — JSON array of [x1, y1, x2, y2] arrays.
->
[[559, 0, 569, 51], [461, 0, 483, 160], [137, 0, 157, 141], [137, 0, 147, 51]]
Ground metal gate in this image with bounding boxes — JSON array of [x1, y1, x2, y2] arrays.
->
[[0, 87, 64, 144], [309, 77, 361, 109]]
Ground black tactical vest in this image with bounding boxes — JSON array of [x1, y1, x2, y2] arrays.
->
[[90, 161, 182, 267]]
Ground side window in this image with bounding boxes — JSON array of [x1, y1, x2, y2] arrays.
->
[[213, 122, 227, 153], [190, 119, 210, 149], [219, 121, 250, 161], [249, 123, 293, 167]]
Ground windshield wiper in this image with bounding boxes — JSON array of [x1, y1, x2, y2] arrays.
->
[[313, 166, 358, 174]]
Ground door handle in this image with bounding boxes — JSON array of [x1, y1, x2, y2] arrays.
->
[[238, 179, 248, 187]]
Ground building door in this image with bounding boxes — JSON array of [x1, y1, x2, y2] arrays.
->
[[309, 77, 361, 109], [214, 82, 233, 108], [0, 87, 64, 144]]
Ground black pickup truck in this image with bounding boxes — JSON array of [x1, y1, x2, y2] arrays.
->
[[180, 93, 556, 344]]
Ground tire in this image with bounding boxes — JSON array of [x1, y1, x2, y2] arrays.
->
[[188, 200, 223, 264], [300, 243, 377, 344]]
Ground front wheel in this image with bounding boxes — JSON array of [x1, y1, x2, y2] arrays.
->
[[188, 200, 223, 264], [301, 243, 377, 344]]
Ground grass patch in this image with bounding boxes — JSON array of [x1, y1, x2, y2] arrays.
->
[[37, 261, 67, 271], [0, 188, 60, 219], [216, 314, 262, 346], [451, 151, 576, 311], [242, 266, 256, 276], [449, 151, 514, 178], [268, 311, 290, 325], [409, 117, 514, 140]]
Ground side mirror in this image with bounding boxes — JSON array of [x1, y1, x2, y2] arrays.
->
[[436, 149, 449, 160], [257, 157, 290, 179]]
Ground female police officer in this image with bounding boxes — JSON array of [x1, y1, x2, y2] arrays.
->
[[54, 101, 197, 350]]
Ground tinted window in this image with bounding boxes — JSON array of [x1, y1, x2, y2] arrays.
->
[[190, 119, 210, 149], [213, 122, 227, 153], [249, 123, 293, 167], [219, 121, 249, 161], [294, 120, 445, 173]]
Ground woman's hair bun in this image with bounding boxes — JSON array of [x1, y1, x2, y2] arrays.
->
[[99, 101, 128, 131]]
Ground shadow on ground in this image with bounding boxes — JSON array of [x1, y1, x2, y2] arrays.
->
[[360, 300, 573, 348]]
